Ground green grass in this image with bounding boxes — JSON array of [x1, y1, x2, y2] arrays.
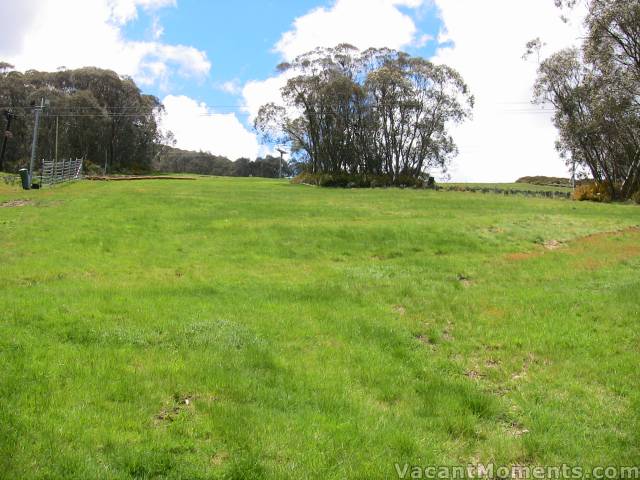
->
[[1, 177, 639, 478]]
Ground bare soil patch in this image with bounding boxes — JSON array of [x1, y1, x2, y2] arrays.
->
[[0, 199, 33, 208], [87, 175, 196, 181]]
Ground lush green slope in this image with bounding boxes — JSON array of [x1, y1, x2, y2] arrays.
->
[[1, 178, 638, 478]]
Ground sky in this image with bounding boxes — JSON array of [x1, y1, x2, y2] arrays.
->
[[1, 0, 585, 181]]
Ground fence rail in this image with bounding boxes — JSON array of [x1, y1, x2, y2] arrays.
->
[[40, 158, 83, 186]]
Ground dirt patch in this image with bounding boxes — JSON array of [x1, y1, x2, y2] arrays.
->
[[457, 274, 473, 287], [543, 239, 564, 250], [155, 394, 194, 423], [393, 305, 406, 316], [485, 359, 501, 368], [465, 369, 485, 380], [569, 226, 640, 268], [87, 175, 196, 181], [0, 199, 33, 208], [505, 251, 540, 261], [506, 226, 640, 262], [442, 322, 454, 341], [415, 334, 435, 347], [511, 353, 536, 381], [576, 225, 640, 245], [507, 421, 530, 437], [211, 451, 229, 466]]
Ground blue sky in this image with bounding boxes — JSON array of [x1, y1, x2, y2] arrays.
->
[[120, 0, 444, 127], [4, 0, 584, 180]]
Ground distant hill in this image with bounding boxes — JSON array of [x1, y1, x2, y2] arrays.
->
[[516, 176, 587, 188], [153, 146, 297, 178]]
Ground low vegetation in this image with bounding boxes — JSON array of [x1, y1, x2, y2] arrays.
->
[[1, 178, 639, 478]]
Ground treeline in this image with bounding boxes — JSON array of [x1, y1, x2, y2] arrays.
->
[[0, 63, 163, 173], [534, 0, 640, 201], [153, 147, 296, 178], [255, 45, 473, 184]]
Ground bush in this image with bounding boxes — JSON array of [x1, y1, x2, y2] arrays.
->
[[572, 182, 612, 202], [83, 160, 104, 176], [291, 172, 430, 189], [631, 190, 640, 205]]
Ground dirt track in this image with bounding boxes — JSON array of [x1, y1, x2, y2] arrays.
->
[[86, 176, 196, 181]]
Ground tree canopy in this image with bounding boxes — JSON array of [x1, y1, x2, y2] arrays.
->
[[153, 147, 295, 178], [0, 66, 165, 173], [534, 0, 640, 200], [255, 45, 473, 183]]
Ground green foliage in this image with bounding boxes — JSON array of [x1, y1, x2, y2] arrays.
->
[[255, 45, 472, 183], [0, 66, 163, 173], [534, 0, 640, 200], [1, 178, 639, 477], [153, 147, 296, 178], [292, 172, 429, 188]]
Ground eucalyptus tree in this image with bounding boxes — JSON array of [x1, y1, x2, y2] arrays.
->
[[255, 45, 473, 182], [534, 0, 640, 199], [0, 65, 163, 173]]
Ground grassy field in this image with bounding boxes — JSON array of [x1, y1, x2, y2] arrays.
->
[[1, 177, 639, 479]]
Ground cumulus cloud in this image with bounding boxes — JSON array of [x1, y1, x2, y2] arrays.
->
[[274, 0, 426, 60], [431, 0, 586, 181], [108, 0, 177, 24], [244, 0, 587, 180], [215, 80, 243, 95], [160, 95, 261, 160], [242, 72, 296, 122], [1, 0, 209, 88], [243, 0, 427, 124]]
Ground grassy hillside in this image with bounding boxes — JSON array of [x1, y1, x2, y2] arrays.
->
[[1, 178, 639, 478]]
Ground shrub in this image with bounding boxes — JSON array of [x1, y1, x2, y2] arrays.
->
[[572, 182, 612, 202], [631, 190, 640, 205], [291, 172, 430, 189]]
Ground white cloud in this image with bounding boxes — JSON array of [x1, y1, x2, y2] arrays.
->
[[151, 15, 165, 40], [242, 72, 296, 122], [243, 0, 427, 123], [1, 0, 209, 89], [432, 0, 586, 182], [245, 0, 587, 181], [274, 0, 426, 61], [160, 95, 260, 160], [108, 0, 176, 24], [215, 80, 242, 95]]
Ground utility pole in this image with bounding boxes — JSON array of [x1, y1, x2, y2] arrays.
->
[[0, 110, 14, 172], [277, 148, 287, 179], [55, 115, 59, 162], [28, 98, 45, 185]]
